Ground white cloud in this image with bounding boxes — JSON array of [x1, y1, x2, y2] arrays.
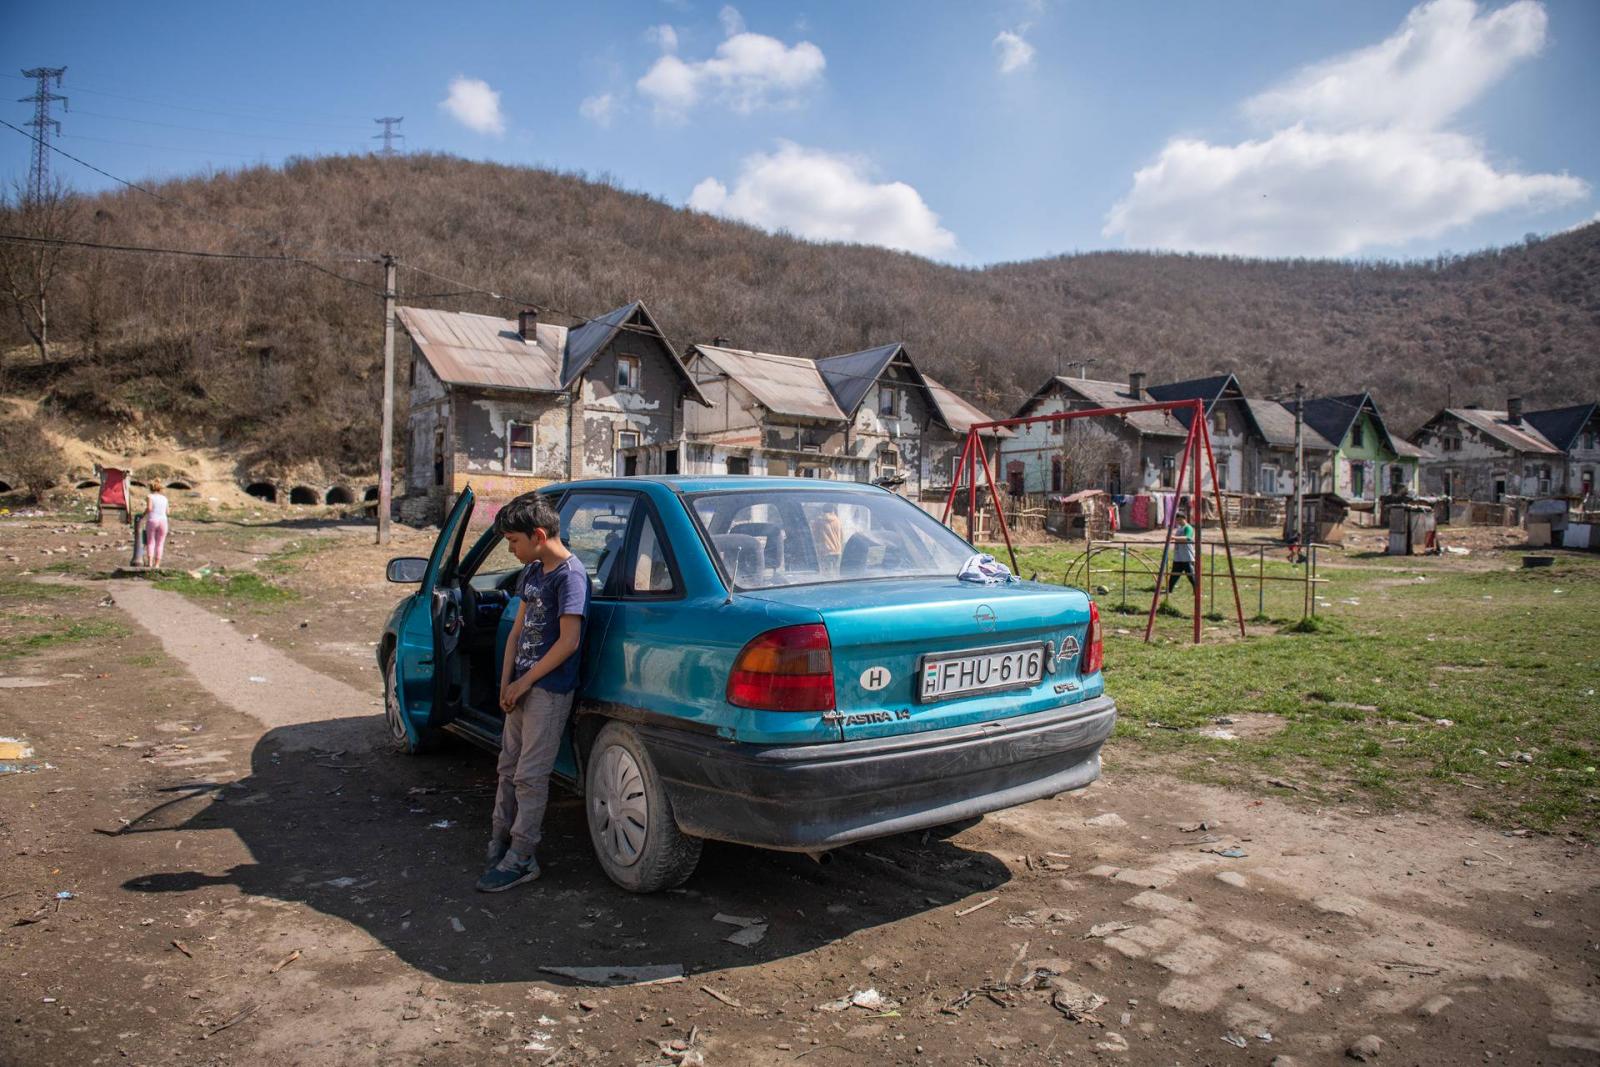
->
[[579, 93, 618, 128], [637, 7, 825, 118], [688, 142, 958, 257], [1104, 124, 1585, 256], [1104, 0, 1588, 256], [646, 23, 678, 52], [993, 30, 1035, 74], [1245, 0, 1547, 130], [439, 76, 505, 136]]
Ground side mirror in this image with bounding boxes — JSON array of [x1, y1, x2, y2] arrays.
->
[[386, 557, 429, 584]]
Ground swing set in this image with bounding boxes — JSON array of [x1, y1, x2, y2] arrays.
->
[[940, 398, 1247, 645]]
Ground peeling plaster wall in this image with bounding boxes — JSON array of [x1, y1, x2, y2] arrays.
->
[[843, 366, 934, 496], [577, 333, 684, 477], [997, 387, 1158, 494], [1414, 415, 1545, 500], [404, 346, 449, 493], [684, 360, 761, 437]]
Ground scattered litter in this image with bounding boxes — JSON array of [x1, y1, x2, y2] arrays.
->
[[247, 676, 268, 684], [0, 738, 35, 760], [449, 916, 465, 933], [818, 988, 901, 1013], [713, 912, 769, 947], [1087, 920, 1136, 939], [1434, 718, 1454, 727], [324, 877, 358, 889], [1202, 847, 1248, 858], [1180, 821, 1210, 833], [53, 891, 74, 901], [171, 939, 193, 958], [955, 896, 999, 917], [1258, 1030, 1273, 1042], [712, 912, 762, 927], [1221, 1032, 1248, 1047], [538, 964, 685, 986], [428, 820, 456, 830], [269, 949, 300, 974], [1265, 778, 1299, 791], [1050, 980, 1107, 1022]]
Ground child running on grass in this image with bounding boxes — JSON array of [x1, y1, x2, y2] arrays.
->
[[478, 493, 590, 893]]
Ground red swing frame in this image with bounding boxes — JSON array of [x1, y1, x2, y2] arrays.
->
[[941, 398, 1246, 645]]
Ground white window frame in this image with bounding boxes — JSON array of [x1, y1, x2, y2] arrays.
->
[[613, 429, 641, 477], [880, 446, 900, 472], [616, 354, 641, 393]]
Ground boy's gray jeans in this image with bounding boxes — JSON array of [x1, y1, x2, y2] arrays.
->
[[492, 685, 576, 858]]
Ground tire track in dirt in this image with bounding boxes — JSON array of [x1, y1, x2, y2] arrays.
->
[[106, 579, 381, 751]]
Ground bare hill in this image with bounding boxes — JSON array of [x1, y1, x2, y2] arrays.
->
[[3, 153, 1597, 474]]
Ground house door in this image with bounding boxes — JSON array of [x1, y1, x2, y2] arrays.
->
[[1226, 450, 1241, 492], [1493, 477, 1506, 501], [1007, 461, 1025, 496], [614, 430, 640, 476]]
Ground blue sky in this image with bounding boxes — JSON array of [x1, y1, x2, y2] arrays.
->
[[4, 0, 1596, 265]]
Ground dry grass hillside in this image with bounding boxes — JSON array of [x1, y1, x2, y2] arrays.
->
[[2, 152, 1598, 477]]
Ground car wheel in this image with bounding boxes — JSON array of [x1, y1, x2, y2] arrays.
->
[[384, 652, 440, 754], [585, 721, 702, 893]]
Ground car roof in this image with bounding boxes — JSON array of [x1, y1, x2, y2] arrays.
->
[[540, 475, 896, 496]]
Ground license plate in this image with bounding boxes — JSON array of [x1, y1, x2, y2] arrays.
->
[[919, 642, 1045, 702]]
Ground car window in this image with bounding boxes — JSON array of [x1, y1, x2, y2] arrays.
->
[[625, 512, 678, 596], [561, 492, 636, 595], [690, 489, 971, 589]]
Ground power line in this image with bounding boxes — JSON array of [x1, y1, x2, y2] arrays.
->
[[70, 107, 370, 145], [0, 231, 382, 294], [0, 71, 375, 128], [19, 66, 68, 201], [373, 117, 404, 158]]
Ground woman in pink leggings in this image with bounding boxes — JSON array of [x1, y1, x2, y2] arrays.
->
[[145, 480, 170, 569]]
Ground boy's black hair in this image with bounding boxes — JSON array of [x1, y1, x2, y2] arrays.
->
[[495, 492, 562, 540]]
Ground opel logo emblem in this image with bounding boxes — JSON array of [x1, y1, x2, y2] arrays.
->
[[974, 604, 997, 632]]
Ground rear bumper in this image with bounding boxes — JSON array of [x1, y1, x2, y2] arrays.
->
[[638, 695, 1116, 851]]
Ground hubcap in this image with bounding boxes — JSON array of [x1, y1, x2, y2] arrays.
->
[[591, 745, 648, 868], [384, 658, 408, 743]]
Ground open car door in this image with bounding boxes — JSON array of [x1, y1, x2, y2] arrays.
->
[[393, 488, 475, 745]]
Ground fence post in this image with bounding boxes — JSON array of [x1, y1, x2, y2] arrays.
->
[[1121, 543, 1128, 609], [1257, 545, 1264, 618]]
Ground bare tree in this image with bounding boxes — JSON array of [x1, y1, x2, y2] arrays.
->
[[0, 178, 80, 367], [1060, 421, 1132, 493]]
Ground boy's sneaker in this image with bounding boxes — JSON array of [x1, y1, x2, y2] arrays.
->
[[476, 850, 540, 893]]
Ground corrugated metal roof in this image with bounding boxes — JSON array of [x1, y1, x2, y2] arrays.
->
[[1244, 398, 1335, 450], [922, 375, 1008, 437], [1391, 437, 1433, 459], [1524, 402, 1597, 453], [691, 345, 845, 421], [1020, 376, 1190, 438], [1444, 408, 1562, 454], [816, 343, 903, 416], [396, 306, 566, 393], [398, 301, 708, 405]]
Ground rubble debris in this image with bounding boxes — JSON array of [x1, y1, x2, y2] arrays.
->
[[269, 949, 300, 974], [954, 896, 999, 917], [1347, 1034, 1385, 1060], [1086, 920, 1136, 939]]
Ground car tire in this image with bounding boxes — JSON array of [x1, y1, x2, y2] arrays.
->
[[384, 652, 441, 755], [585, 721, 702, 893]]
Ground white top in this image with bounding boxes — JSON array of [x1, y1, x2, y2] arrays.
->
[[146, 492, 169, 522]]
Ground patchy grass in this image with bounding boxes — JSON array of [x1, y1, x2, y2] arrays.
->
[[0, 618, 129, 660], [994, 541, 1600, 836], [258, 537, 337, 575], [154, 571, 297, 603]]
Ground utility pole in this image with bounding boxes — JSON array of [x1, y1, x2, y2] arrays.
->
[[19, 67, 68, 202], [378, 254, 396, 545], [1291, 382, 1305, 552], [373, 116, 404, 158]]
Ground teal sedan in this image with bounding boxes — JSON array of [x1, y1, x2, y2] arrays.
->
[[379, 477, 1115, 892]]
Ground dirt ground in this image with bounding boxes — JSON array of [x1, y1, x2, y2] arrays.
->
[[2, 513, 1598, 1066]]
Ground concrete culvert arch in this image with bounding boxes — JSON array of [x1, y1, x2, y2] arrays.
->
[[76, 479, 99, 489], [288, 485, 319, 505], [167, 480, 193, 490], [0, 480, 13, 494], [364, 485, 380, 501], [324, 485, 354, 505], [245, 482, 278, 503]]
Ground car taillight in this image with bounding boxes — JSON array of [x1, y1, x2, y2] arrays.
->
[[727, 624, 836, 712], [1082, 600, 1104, 675]]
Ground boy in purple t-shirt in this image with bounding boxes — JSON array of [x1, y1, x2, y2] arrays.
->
[[478, 493, 590, 892]]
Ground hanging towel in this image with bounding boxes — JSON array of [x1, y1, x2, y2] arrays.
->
[[1130, 495, 1150, 529]]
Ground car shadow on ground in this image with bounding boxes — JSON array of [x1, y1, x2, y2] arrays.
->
[[120, 716, 1012, 985]]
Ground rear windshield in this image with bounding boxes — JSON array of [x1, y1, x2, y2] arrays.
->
[[688, 488, 972, 589]]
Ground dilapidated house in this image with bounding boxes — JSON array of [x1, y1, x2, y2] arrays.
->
[[1411, 399, 1598, 502], [1000, 372, 1265, 495], [681, 341, 1000, 498], [1241, 398, 1337, 496], [396, 302, 708, 523], [1300, 393, 1421, 502]]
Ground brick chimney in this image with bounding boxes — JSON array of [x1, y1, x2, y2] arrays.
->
[[712, 336, 730, 348], [517, 308, 538, 342], [1128, 371, 1146, 398], [1506, 396, 1523, 424]]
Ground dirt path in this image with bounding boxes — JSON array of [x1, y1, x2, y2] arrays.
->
[[106, 579, 379, 751]]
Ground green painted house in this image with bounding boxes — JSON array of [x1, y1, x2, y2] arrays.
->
[[1302, 393, 1425, 501]]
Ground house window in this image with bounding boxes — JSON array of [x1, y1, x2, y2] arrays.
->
[[1389, 464, 1405, 493], [616, 355, 641, 392], [799, 466, 820, 478], [433, 427, 446, 486], [1441, 435, 1460, 452], [726, 456, 750, 475], [1160, 456, 1175, 488], [663, 449, 679, 475], [880, 447, 900, 472], [801, 444, 821, 454], [1212, 411, 1226, 434], [1538, 465, 1552, 494], [1051, 456, 1063, 493], [879, 386, 897, 416], [1351, 462, 1366, 498], [1052, 419, 1065, 436], [1261, 466, 1278, 495], [614, 430, 641, 477], [508, 421, 534, 473], [1351, 421, 1365, 448], [768, 458, 790, 477]]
